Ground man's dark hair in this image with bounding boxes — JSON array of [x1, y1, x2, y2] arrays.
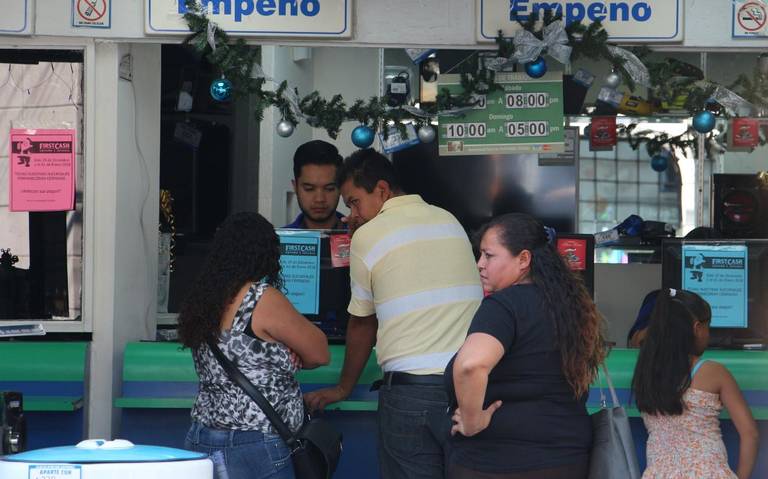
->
[[293, 140, 343, 179], [337, 148, 401, 193]]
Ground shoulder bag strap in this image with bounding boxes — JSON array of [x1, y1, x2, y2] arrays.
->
[[601, 362, 621, 408], [206, 339, 300, 450]]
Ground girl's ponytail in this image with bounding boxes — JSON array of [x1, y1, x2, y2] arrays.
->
[[632, 289, 712, 415]]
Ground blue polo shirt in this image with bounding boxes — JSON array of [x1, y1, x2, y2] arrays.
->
[[283, 212, 346, 229]]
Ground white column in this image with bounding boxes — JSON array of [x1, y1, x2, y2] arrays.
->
[[87, 42, 161, 439]]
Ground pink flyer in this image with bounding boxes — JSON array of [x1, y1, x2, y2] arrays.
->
[[9, 128, 76, 212]]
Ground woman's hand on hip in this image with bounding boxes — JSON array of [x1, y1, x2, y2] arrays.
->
[[450, 400, 502, 437]]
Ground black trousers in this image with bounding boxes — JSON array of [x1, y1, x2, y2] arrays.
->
[[448, 462, 588, 479]]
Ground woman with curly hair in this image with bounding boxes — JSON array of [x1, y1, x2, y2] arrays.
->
[[445, 213, 605, 479], [178, 212, 329, 479]]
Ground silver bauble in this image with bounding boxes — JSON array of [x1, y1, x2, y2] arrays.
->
[[605, 71, 621, 89], [418, 124, 436, 143], [276, 120, 294, 138]]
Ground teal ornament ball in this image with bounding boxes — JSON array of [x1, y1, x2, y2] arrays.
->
[[210, 78, 233, 101], [351, 125, 375, 148], [651, 150, 670, 172], [692, 110, 716, 133], [524, 57, 547, 79]]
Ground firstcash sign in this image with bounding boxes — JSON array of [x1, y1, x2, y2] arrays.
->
[[145, 0, 350, 37], [478, 0, 683, 42]]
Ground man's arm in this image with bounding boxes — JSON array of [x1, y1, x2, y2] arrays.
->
[[304, 313, 377, 412]]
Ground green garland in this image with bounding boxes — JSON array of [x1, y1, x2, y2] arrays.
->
[[497, 12, 645, 91], [183, 0, 768, 146], [619, 123, 698, 158], [181, 0, 497, 139]]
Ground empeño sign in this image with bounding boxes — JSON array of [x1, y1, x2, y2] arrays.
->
[[145, 0, 351, 37], [477, 0, 683, 42]]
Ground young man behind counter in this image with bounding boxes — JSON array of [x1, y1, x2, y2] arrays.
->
[[284, 139, 345, 230]]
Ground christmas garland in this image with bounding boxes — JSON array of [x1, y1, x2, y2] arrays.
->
[[181, 0, 494, 141], [182, 0, 768, 154]]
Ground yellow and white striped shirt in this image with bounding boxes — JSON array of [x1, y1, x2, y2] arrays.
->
[[348, 195, 482, 375]]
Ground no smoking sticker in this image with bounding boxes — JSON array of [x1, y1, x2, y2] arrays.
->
[[734, 0, 768, 36], [72, 0, 111, 28]]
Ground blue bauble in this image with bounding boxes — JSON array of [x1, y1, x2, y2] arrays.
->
[[351, 125, 375, 148], [651, 153, 669, 172], [210, 78, 233, 101], [524, 57, 547, 79], [692, 110, 716, 133]]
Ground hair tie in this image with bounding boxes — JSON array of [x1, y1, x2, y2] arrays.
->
[[669, 288, 677, 297], [543, 226, 556, 245]]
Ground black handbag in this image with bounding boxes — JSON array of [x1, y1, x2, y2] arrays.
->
[[207, 340, 342, 479]]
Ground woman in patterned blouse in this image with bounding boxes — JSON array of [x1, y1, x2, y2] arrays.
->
[[178, 212, 329, 479]]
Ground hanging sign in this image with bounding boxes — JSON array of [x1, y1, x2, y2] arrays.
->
[[478, 0, 683, 42], [589, 116, 617, 151], [277, 230, 321, 315], [438, 72, 564, 156], [733, 0, 768, 37], [379, 124, 420, 154], [145, 0, 351, 38], [9, 129, 77, 212], [72, 0, 112, 28], [539, 126, 578, 165], [557, 237, 587, 271], [329, 233, 351, 268], [729, 117, 760, 150], [1, 0, 33, 35], [682, 244, 749, 328]]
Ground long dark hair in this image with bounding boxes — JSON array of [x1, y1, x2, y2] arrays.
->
[[177, 212, 282, 349], [632, 289, 712, 415], [478, 213, 606, 397]]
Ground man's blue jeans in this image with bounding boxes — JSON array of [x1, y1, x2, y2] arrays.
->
[[185, 421, 295, 479], [378, 383, 452, 479]]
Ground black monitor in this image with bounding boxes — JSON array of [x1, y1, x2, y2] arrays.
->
[[661, 239, 768, 347], [278, 229, 350, 342]]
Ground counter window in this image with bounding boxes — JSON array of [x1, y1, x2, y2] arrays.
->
[[0, 49, 84, 322]]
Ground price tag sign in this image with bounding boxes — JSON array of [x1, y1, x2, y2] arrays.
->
[[438, 72, 564, 156]]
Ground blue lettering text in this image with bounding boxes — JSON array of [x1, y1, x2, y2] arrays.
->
[[256, 0, 276, 15], [587, 2, 607, 22], [510, 0, 530, 21], [202, 0, 231, 15], [177, 0, 321, 20], [510, 1, 653, 25], [279, 0, 298, 15], [609, 2, 629, 21], [235, 0, 254, 21], [301, 0, 320, 16], [565, 2, 585, 24], [532, 2, 562, 19], [632, 2, 652, 21]]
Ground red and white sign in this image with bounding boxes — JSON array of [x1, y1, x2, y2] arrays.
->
[[733, 1, 768, 37], [729, 118, 760, 150], [557, 238, 587, 271], [329, 233, 351, 268], [9, 129, 76, 212], [73, 0, 111, 28], [589, 116, 617, 151]]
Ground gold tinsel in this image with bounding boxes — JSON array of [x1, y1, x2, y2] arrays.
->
[[159, 189, 176, 272]]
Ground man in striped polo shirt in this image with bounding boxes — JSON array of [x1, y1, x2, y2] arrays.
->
[[304, 148, 482, 478]]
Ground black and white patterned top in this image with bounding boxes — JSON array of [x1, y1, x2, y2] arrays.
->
[[191, 282, 304, 433]]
